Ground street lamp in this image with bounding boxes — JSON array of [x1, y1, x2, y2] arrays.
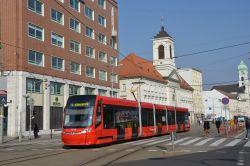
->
[[111, 64, 123, 97]]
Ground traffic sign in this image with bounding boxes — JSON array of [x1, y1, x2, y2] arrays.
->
[[222, 97, 229, 105]]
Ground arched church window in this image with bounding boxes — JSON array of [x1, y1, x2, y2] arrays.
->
[[158, 45, 164, 59], [169, 45, 172, 59], [241, 77, 244, 81]]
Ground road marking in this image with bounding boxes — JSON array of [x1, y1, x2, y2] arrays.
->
[[145, 139, 170, 146], [133, 138, 161, 145], [210, 138, 227, 146], [244, 140, 250, 147], [122, 138, 159, 145], [166, 137, 191, 145], [234, 132, 245, 138], [225, 139, 241, 147], [44, 148, 54, 151], [31, 149, 39, 151], [179, 137, 202, 146], [195, 138, 214, 146], [4, 148, 14, 151], [148, 149, 158, 152], [197, 150, 207, 153]]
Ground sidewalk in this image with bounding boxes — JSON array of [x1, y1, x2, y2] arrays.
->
[[0, 133, 61, 148]]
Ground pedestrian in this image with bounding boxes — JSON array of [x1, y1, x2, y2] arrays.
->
[[203, 119, 210, 137], [245, 117, 250, 140], [34, 123, 39, 139], [215, 119, 221, 134]]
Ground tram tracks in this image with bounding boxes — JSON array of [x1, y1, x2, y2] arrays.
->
[[78, 137, 170, 166], [0, 148, 77, 165]]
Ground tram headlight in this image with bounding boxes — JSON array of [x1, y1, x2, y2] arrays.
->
[[80, 128, 92, 134]]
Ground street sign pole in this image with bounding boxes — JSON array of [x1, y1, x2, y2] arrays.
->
[[222, 97, 229, 137], [0, 104, 4, 144]]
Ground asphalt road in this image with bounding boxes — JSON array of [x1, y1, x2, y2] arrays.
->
[[0, 123, 249, 166]]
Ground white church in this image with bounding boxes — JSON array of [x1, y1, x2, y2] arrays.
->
[[118, 26, 196, 122], [203, 60, 250, 120]]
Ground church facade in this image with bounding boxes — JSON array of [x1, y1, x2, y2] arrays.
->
[[119, 26, 195, 122]]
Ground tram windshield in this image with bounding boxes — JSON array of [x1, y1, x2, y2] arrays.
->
[[64, 96, 96, 128]]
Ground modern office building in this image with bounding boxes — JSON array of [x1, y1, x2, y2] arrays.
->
[[0, 0, 118, 137]]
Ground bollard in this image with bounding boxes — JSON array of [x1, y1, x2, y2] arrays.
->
[[51, 129, 52, 139]]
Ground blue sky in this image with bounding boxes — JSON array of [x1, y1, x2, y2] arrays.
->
[[118, 0, 250, 90]]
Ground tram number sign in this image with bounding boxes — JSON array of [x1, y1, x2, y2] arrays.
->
[[222, 97, 229, 105]]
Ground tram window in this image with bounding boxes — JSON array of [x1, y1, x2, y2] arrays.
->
[[167, 111, 175, 125], [95, 101, 102, 128]]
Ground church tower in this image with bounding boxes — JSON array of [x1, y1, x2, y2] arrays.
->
[[238, 60, 248, 87], [153, 26, 176, 77]]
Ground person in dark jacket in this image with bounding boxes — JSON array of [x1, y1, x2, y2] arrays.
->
[[245, 118, 250, 140], [203, 119, 210, 137], [34, 123, 39, 139], [215, 119, 221, 134]]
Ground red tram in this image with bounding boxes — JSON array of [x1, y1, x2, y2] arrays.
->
[[62, 95, 190, 146]]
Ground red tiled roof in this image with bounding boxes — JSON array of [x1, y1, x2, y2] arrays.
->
[[217, 90, 238, 99], [119, 53, 167, 83], [179, 76, 194, 91]]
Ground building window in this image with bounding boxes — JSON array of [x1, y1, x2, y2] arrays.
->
[[52, 56, 64, 71], [99, 70, 107, 81], [169, 45, 173, 59], [110, 56, 117, 66], [111, 73, 118, 83], [122, 84, 126, 91], [28, 0, 44, 15], [70, 62, 81, 75], [69, 85, 80, 96], [110, 37, 117, 49], [70, 40, 81, 54], [51, 32, 64, 48], [98, 51, 107, 63], [70, 0, 80, 12], [70, 18, 80, 33], [28, 49, 44, 66], [85, 6, 94, 20], [98, 15, 106, 27], [98, 33, 106, 44], [26, 78, 42, 93], [85, 46, 95, 58], [86, 66, 95, 78], [98, 0, 106, 9], [85, 87, 95, 95], [51, 9, 64, 25], [98, 89, 107, 96], [158, 45, 164, 59], [28, 23, 44, 41], [86, 26, 94, 39], [50, 82, 64, 95]]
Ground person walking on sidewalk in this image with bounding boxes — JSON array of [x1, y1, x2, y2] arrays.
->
[[203, 119, 210, 137], [215, 119, 221, 134], [245, 117, 250, 140], [34, 123, 39, 139]]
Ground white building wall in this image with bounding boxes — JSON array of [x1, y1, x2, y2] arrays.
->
[[203, 90, 231, 120], [5, 71, 118, 137], [119, 78, 168, 105]]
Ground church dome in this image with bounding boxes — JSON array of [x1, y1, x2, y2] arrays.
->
[[238, 60, 248, 71], [154, 26, 172, 39]]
